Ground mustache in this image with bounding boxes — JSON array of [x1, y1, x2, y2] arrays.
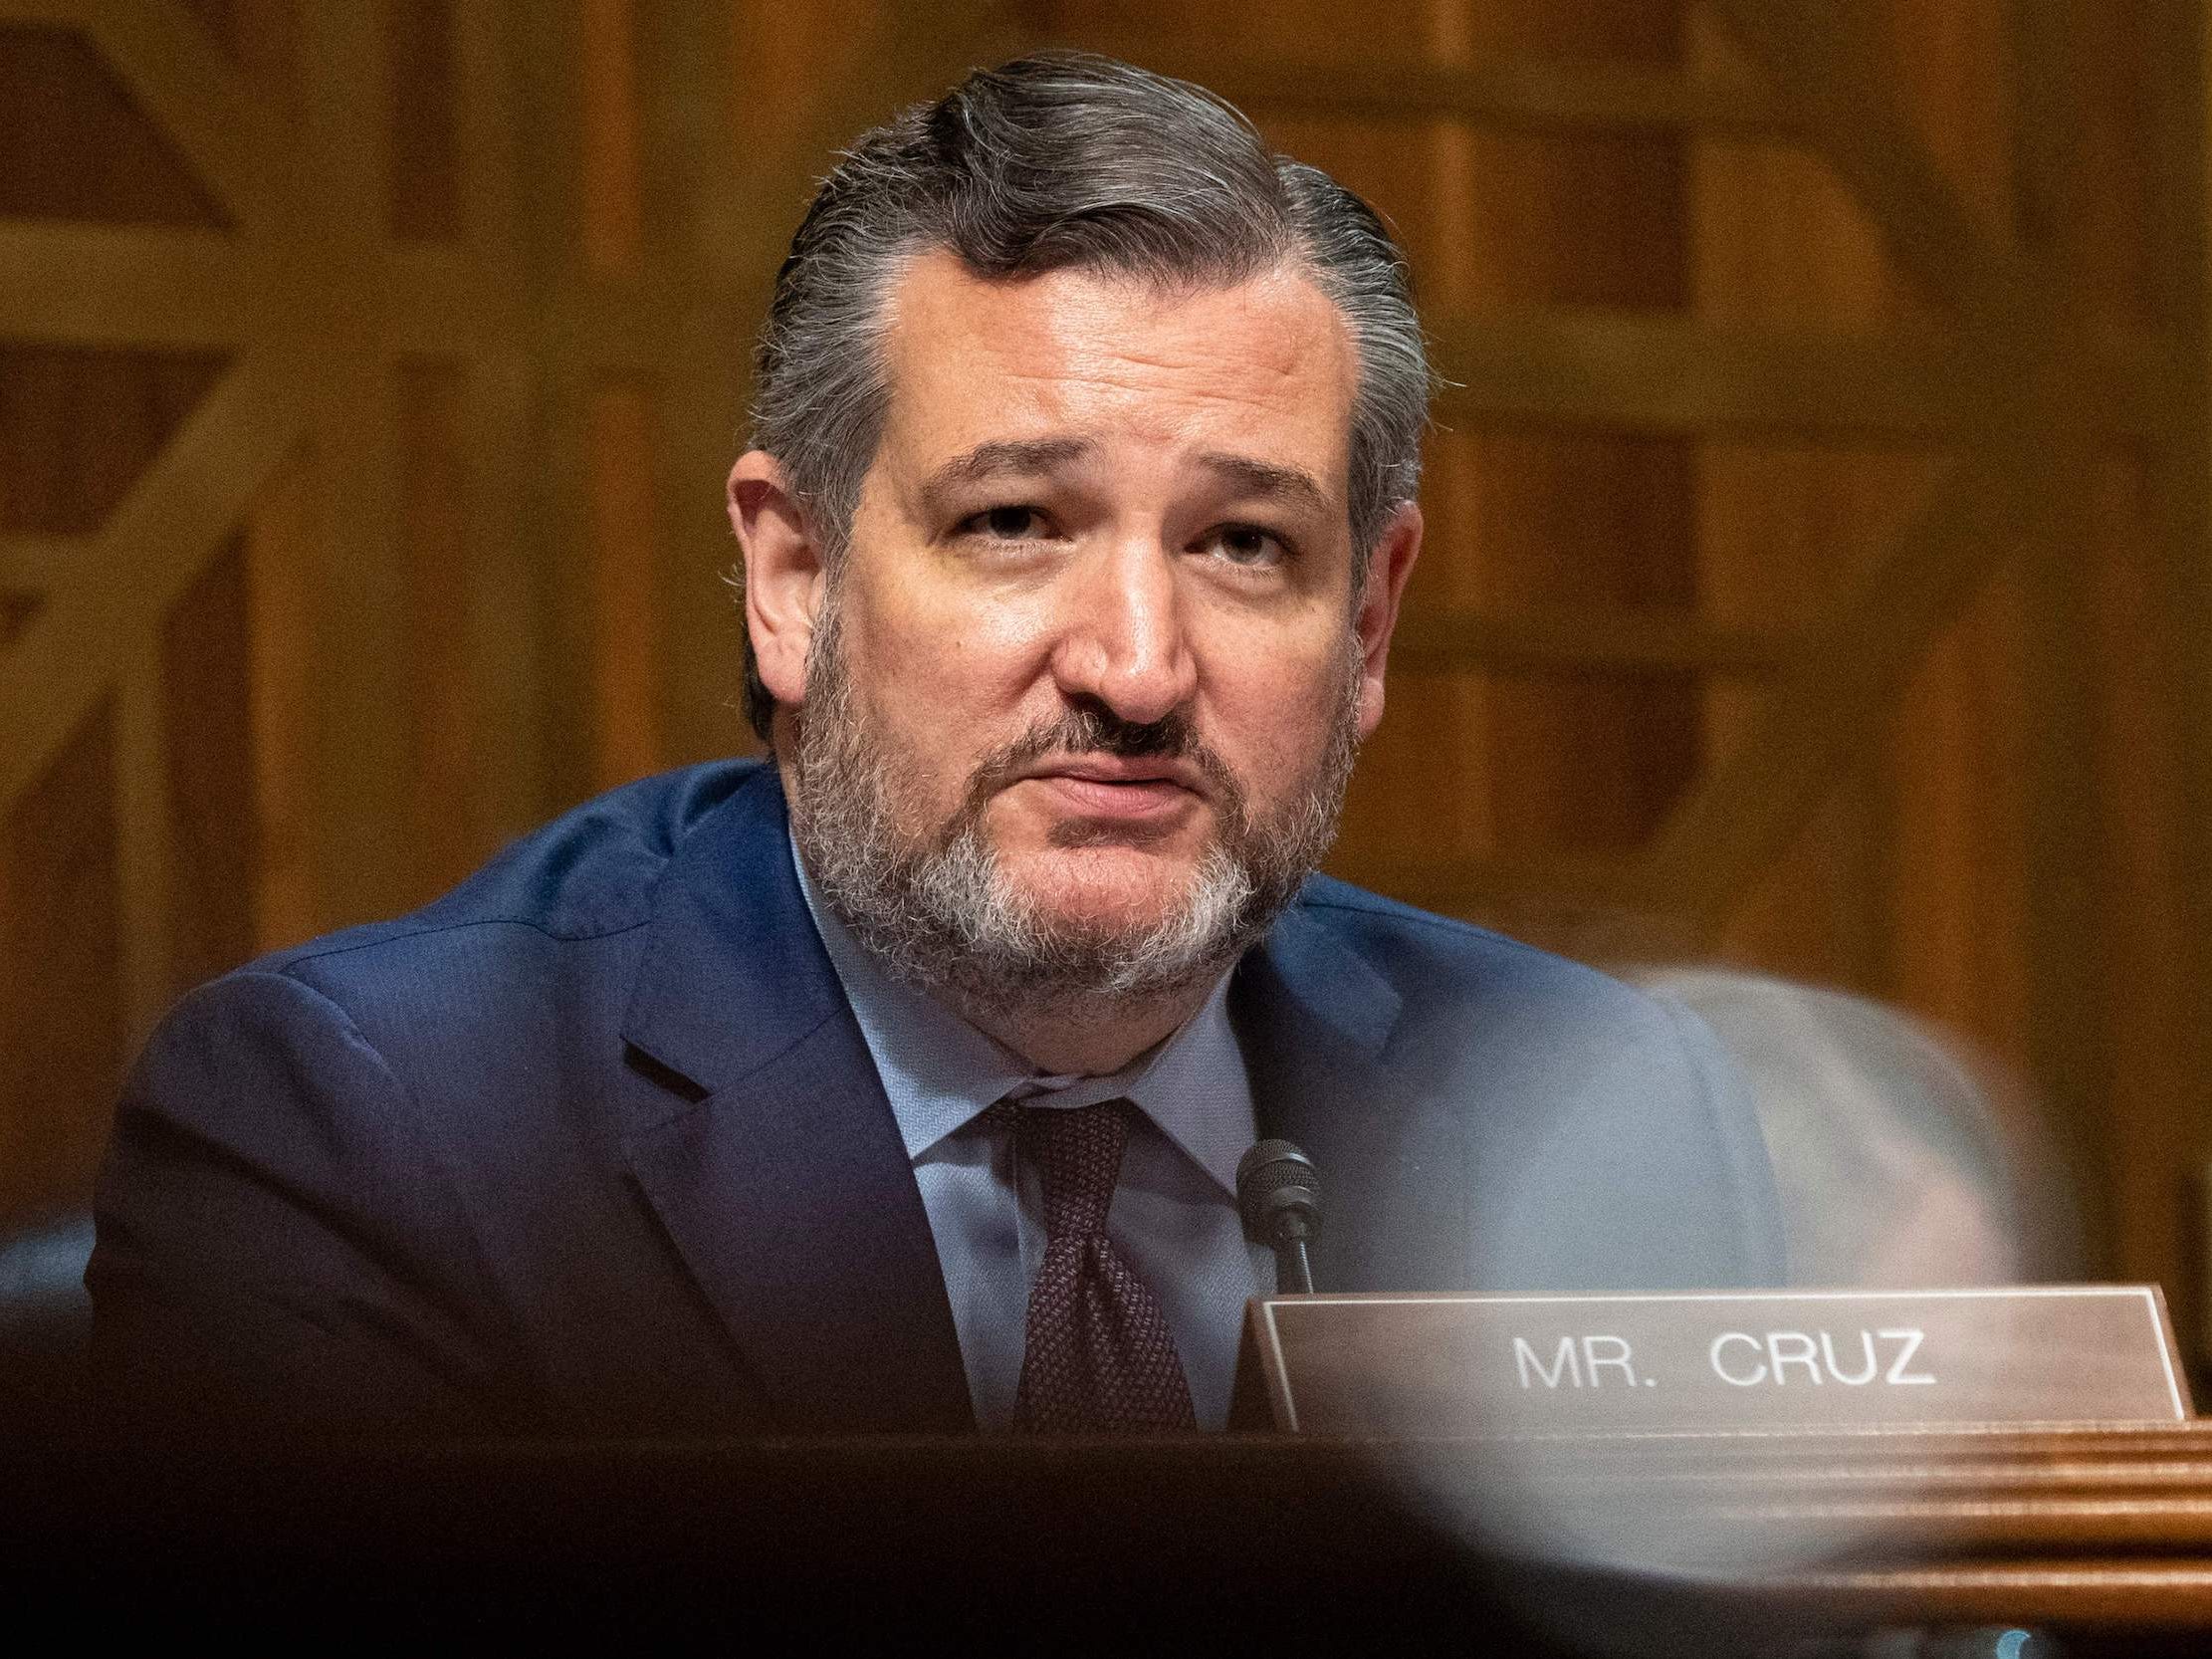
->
[[955, 702, 1246, 830], [995, 704, 1195, 766]]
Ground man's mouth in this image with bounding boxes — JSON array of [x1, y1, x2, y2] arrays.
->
[[1012, 756, 1207, 821]]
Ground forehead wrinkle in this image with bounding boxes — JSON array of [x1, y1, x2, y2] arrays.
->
[[877, 254, 1359, 525], [1016, 332, 1324, 408]]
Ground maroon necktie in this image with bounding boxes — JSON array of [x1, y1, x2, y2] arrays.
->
[[1003, 1099, 1197, 1433]]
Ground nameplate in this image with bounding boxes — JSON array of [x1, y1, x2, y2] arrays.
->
[[1241, 1287, 2191, 1434]]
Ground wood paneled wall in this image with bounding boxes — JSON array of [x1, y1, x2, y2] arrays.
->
[[3, 2, 2206, 1326]]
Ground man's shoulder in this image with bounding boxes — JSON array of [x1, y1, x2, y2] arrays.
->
[[153, 759, 787, 1071], [123, 757, 799, 1183], [1284, 872, 1652, 1018], [247, 759, 773, 987]]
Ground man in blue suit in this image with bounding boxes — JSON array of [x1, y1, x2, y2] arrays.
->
[[91, 56, 1781, 1438]]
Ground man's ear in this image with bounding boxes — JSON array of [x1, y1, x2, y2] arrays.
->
[[1352, 501, 1422, 741], [729, 450, 822, 709]]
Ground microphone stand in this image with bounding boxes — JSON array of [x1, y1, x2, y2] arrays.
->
[[1271, 1218, 1315, 1296]]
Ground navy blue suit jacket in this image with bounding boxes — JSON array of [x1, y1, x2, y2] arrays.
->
[[91, 761, 1782, 1436]]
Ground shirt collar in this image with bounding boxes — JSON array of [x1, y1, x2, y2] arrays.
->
[[789, 835, 1252, 1196]]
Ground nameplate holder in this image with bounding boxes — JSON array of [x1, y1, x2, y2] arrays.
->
[[1238, 1287, 2191, 1435]]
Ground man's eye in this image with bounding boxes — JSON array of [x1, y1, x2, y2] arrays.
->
[[1203, 524, 1288, 568], [964, 505, 1046, 540]]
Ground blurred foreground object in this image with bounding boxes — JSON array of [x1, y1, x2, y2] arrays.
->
[[1630, 969, 2085, 1286], [1384, 968, 2101, 1643]]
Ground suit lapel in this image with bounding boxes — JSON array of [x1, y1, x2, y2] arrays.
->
[[1233, 897, 1471, 1293], [618, 766, 972, 1432]]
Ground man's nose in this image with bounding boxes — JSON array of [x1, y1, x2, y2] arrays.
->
[[1049, 539, 1199, 726]]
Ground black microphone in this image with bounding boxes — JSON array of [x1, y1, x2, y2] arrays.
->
[[1236, 1139, 1322, 1295]]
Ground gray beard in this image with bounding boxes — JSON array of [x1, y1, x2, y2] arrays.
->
[[785, 590, 1361, 1024]]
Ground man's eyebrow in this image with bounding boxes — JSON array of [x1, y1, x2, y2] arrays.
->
[[1195, 453, 1331, 517], [918, 438, 1093, 514]]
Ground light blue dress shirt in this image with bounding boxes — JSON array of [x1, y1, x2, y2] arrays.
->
[[792, 845, 1273, 1429]]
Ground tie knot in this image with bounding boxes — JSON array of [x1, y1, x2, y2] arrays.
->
[[1002, 1098, 1132, 1241]]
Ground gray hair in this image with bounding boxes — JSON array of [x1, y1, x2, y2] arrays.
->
[[741, 52, 1432, 741]]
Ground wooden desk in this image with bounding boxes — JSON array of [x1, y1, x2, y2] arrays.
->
[[1492, 1421, 2212, 1634]]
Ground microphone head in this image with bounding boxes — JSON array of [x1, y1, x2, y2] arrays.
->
[[1236, 1139, 1323, 1243]]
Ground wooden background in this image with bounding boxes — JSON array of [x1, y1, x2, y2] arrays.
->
[[3, 2, 2206, 1340]]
